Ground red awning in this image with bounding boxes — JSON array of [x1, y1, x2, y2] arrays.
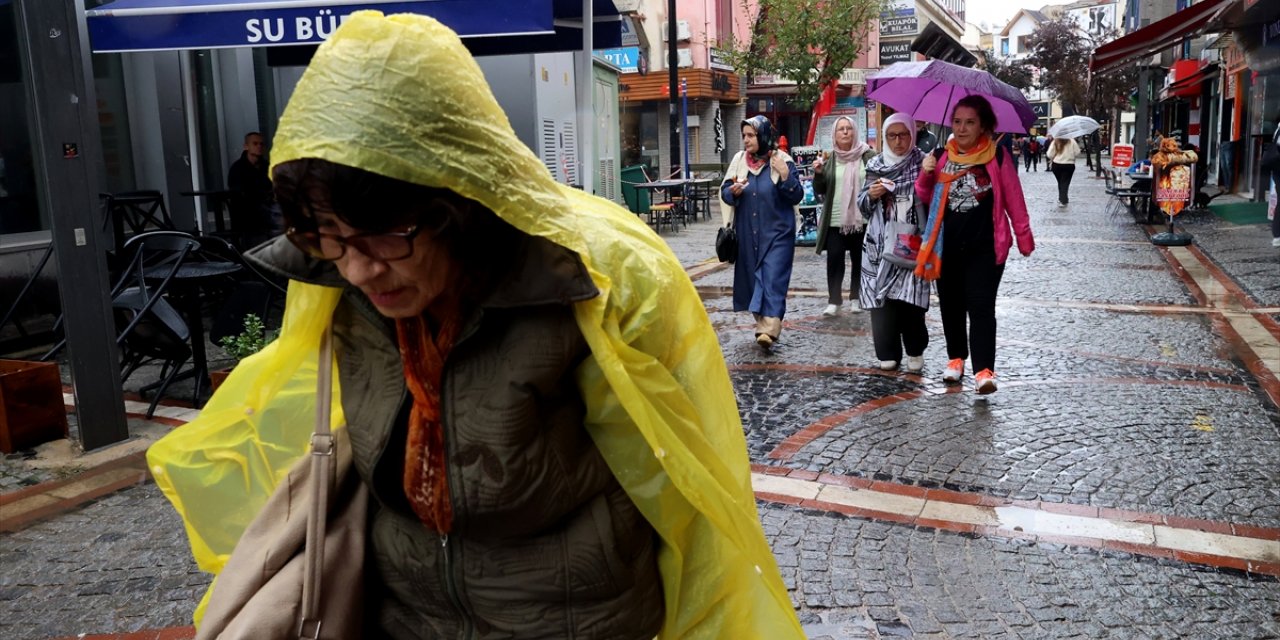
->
[[1090, 0, 1234, 74], [1164, 61, 1219, 98]]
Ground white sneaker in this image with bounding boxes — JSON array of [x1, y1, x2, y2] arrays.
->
[[822, 304, 840, 317], [942, 358, 964, 383], [1272, 237, 1280, 248], [849, 301, 864, 313], [879, 360, 899, 371], [905, 356, 925, 373]]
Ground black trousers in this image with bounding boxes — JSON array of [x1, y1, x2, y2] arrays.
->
[[1272, 174, 1280, 239], [1052, 162, 1075, 204], [937, 250, 1005, 374], [825, 227, 864, 305], [869, 300, 929, 362], [1024, 153, 1039, 171]]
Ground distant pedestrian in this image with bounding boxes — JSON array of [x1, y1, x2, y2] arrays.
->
[[856, 113, 930, 372], [1047, 136, 1081, 206], [813, 116, 874, 318], [1022, 136, 1040, 171], [722, 115, 805, 349], [916, 121, 938, 154], [227, 131, 279, 244], [914, 95, 1035, 394]]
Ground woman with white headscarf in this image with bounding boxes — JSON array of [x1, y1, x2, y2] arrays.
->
[[856, 113, 930, 372], [813, 116, 874, 317]]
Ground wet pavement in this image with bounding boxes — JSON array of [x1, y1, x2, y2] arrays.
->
[[2, 160, 1279, 638]]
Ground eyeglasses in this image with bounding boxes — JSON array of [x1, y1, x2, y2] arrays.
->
[[885, 133, 911, 141], [287, 223, 430, 261]]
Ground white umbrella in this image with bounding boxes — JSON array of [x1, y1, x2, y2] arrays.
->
[[1049, 115, 1100, 139]]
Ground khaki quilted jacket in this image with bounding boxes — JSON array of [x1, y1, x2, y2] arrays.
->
[[247, 233, 664, 639]]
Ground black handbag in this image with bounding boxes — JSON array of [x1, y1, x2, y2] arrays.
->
[[716, 225, 737, 263]]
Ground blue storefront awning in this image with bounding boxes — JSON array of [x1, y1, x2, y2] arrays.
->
[[85, 0, 622, 54]]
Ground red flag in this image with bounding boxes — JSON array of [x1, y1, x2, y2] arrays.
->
[[806, 81, 838, 146]]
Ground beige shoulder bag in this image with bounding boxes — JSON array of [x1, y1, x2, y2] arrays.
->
[[197, 325, 368, 640]]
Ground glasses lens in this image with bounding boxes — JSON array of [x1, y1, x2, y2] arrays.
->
[[350, 234, 413, 261], [287, 229, 342, 260]]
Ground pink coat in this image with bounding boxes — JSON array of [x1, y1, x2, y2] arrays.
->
[[914, 149, 1035, 264]]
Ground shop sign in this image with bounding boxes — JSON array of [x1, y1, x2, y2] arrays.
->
[[880, 40, 912, 64], [1111, 144, 1134, 168], [880, 7, 918, 37], [709, 47, 735, 71], [711, 72, 733, 93], [620, 16, 639, 46], [595, 47, 640, 73], [1030, 101, 1051, 118]]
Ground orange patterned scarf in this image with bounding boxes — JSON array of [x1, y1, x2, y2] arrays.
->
[[915, 137, 997, 281], [396, 308, 463, 534]]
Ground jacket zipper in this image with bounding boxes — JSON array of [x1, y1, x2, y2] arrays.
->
[[352, 291, 482, 638], [440, 533, 472, 639], [439, 310, 483, 640]]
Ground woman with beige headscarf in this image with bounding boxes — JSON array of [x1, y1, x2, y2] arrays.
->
[[812, 116, 874, 317]]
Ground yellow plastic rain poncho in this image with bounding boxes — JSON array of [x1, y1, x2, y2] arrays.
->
[[147, 11, 803, 638]]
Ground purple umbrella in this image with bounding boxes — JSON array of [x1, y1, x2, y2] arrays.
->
[[867, 60, 1037, 134]]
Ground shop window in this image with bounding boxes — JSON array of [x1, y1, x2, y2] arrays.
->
[[0, 3, 44, 234]]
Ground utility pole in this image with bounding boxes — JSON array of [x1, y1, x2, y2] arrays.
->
[[667, 0, 680, 179]]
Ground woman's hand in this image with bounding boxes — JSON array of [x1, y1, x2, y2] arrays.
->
[[921, 153, 937, 173], [812, 154, 826, 173], [868, 181, 887, 199], [729, 178, 746, 197], [769, 152, 790, 182]]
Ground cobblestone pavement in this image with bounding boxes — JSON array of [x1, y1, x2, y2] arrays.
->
[[2, 161, 1278, 638]]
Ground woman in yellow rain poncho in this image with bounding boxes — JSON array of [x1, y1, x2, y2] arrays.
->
[[147, 10, 803, 639]]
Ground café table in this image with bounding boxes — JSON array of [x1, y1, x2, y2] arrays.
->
[[142, 260, 242, 403]]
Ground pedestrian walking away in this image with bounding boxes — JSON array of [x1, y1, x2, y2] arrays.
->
[[856, 113, 930, 372], [813, 115, 874, 318], [145, 11, 804, 640], [722, 115, 805, 349], [1047, 136, 1081, 206], [1022, 136, 1041, 172], [914, 95, 1036, 394]]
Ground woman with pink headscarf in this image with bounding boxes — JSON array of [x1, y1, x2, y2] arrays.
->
[[813, 116, 874, 317]]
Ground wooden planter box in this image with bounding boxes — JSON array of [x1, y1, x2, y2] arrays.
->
[[210, 368, 232, 394], [0, 360, 70, 453]]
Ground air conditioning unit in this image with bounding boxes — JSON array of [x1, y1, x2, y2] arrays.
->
[[661, 20, 692, 42], [662, 48, 694, 68]]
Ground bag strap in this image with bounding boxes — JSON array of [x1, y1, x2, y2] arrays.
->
[[299, 324, 334, 639]]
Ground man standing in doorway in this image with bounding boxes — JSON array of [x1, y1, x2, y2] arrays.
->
[[227, 131, 278, 246], [916, 121, 938, 153]]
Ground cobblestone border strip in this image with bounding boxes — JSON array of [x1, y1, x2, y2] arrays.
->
[[685, 259, 731, 281], [0, 451, 148, 533], [749, 465, 1280, 577]]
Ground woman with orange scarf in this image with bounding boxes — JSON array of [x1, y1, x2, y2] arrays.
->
[[914, 96, 1035, 394]]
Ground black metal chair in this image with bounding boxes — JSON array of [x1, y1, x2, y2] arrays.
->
[[109, 231, 201, 418], [101, 190, 177, 253]]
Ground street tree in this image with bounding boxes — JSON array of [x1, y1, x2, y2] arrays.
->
[[1028, 17, 1138, 173], [720, 0, 889, 109], [979, 52, 1034, 92], [1026, 17, 1091, 111]]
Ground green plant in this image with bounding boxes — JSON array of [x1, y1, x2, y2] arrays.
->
[[218, 313, 276, 360]]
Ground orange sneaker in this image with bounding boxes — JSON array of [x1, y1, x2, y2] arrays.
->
[[942, 358, 964, 383], [975, 369, 997, 395]]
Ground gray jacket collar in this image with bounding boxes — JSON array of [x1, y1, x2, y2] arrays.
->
[[244, 233, 599, 310]]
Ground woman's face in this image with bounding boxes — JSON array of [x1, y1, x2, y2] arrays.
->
[[320, 204, 462, 319], [885, 123, 911, 156], [742, 125, 759, 155], [951, 106, 987, 150], [833, 119, 854, 151]]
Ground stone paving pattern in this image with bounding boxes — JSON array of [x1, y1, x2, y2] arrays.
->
[[1, 162, 1278, 638], [764, 503, 1280, 639]]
